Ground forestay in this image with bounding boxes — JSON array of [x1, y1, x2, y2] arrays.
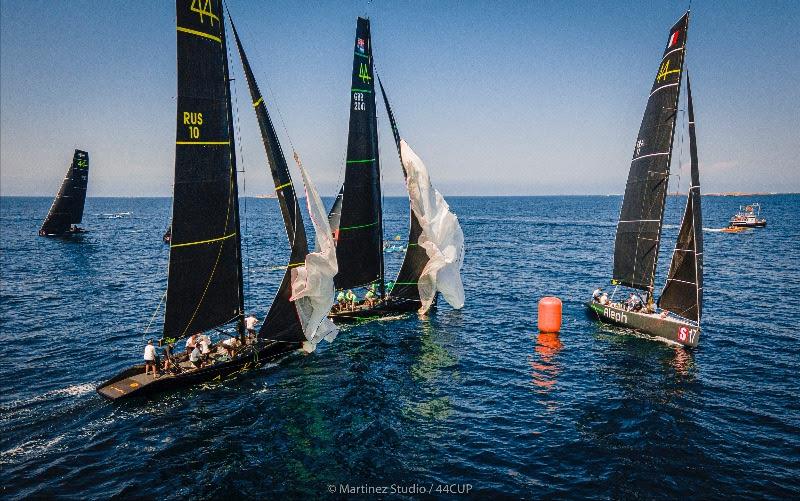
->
[[399, 140, 465, 313]]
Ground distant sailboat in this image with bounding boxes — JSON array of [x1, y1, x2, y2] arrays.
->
[[39, 150, 89, 236], [587, 11, 704, 347], [98, 0, 335, 400], [328, 17, 464, 322]]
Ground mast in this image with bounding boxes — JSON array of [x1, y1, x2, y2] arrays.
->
[[228, 15, 309, 343], [40, 150, 89, 235], [612, 12, 689, 302], [377, 78, 430, 302], [220, 6, 245, 337], [164, 0, 244, 340], [329, 16, 384, 292], [658, 74, 703, 322]]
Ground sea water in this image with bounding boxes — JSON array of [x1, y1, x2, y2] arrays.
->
[[1, 195, 798, 498]]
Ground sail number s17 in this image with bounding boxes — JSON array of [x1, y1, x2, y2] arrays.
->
[[353, 93, 365, 111], [183, 112, 203, 139]]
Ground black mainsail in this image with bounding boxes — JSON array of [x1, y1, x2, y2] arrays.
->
[[377, 79, 429, 302], [658, 75, 703, 322], [613, 13, 689, 296], [229, 19, 308, 343], [39, 149, 89, 235], [329, 17, 384, 293], [164, 0, 244, 340]]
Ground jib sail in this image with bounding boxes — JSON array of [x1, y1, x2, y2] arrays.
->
[[659, 75, 703, 322]]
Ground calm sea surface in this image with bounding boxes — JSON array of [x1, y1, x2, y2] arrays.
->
[[1, 195, 798, 499]]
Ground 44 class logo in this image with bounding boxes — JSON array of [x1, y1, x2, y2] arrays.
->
[[358, 62, 372, 84], [190, 0, 219, 26]]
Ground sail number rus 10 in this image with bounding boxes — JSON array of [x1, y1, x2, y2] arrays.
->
[[183, 112, 203, 139]]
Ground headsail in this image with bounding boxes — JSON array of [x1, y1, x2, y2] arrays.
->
[[164, 0, 244, 340], [659, 75, 703, 322], [399, 140, 465, 314], [613, 12, 689, 294], [330, 17, 384, 291], [290, 153, 339, 351], [377, 79, 430, 302], [229, 18, 308, 344], [40, 150, 89, 235]]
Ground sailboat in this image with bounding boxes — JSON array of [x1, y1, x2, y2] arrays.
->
[[328, 17, 465, 322], [587, 11, 704, 348], [39, 149, 89, 236], [97, 0, 336, 400]]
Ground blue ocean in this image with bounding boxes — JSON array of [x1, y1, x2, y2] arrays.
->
[[1, 195, 798, 499]]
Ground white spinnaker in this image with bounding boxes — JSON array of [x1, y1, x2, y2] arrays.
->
[[289, 153, 338, 352], [399, 139, 465, 314]]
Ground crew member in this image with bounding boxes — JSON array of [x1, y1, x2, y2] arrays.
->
[[245, 314, 259, 339], [144, 340, 158, 378], [345, 289, 357, 309], [593, 288, 603, 301]]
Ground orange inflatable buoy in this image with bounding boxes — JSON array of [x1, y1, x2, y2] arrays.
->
[[537, 297, 562, 333]]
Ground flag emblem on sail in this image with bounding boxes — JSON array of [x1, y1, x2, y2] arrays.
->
[[668, 30, 680, 48], [357, 38, 365, 53]]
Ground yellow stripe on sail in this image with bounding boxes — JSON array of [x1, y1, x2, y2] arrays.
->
[[176, 141, 230, 145], [253, 97, 263, 107], [176, 26, 221, 43], [171, 232, 236, 248], [275, 181, 292, 191]]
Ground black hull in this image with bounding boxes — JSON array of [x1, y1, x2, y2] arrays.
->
[[39, 227, 86, 237], [586, 300, 700, 348], [328, 297, 423, 323], [96, 339, 300, 401]]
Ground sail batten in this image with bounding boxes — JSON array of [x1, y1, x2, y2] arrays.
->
[[164, 0, 244, 340], [40, 150, 89, 235], [612, 12, 689, 293], [658, 75, 703, 322], [330, 17, 384, 291]]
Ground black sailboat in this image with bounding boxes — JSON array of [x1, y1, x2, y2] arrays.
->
[[39, 149, 89, 236], [587, 11, 704, 347], [328, 17, 464, 322], [98, 0, 333, 400]]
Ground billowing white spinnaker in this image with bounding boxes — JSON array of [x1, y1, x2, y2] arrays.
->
[[399, 139, 465, 314], [289, 153, 339, 352]]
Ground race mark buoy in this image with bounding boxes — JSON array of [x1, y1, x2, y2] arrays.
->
[[537, 296, 562, 333]]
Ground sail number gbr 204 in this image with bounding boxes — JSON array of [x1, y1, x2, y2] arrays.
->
[[183, 112, 203, 139]]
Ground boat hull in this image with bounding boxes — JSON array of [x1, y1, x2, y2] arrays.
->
[[729, 220, 766, 228], [586, 300, 700, 347], [39, 227, 86, 237], [96, 339, 300, 401], [328, 297, 424, 323]]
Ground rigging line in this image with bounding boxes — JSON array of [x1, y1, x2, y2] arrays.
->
[[143, 291, 168, 339], [225, 11, 252, 299]]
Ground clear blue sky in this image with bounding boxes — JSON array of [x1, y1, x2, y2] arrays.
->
[[1, 0, 798, 197]]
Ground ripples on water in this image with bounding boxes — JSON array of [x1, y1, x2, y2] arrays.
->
[[1, 195, 798, 498]]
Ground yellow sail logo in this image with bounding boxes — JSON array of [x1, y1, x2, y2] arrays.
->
[[190, 0, 219, 27], [358, 62, 372, 84], [656, 59, 680, 83]]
